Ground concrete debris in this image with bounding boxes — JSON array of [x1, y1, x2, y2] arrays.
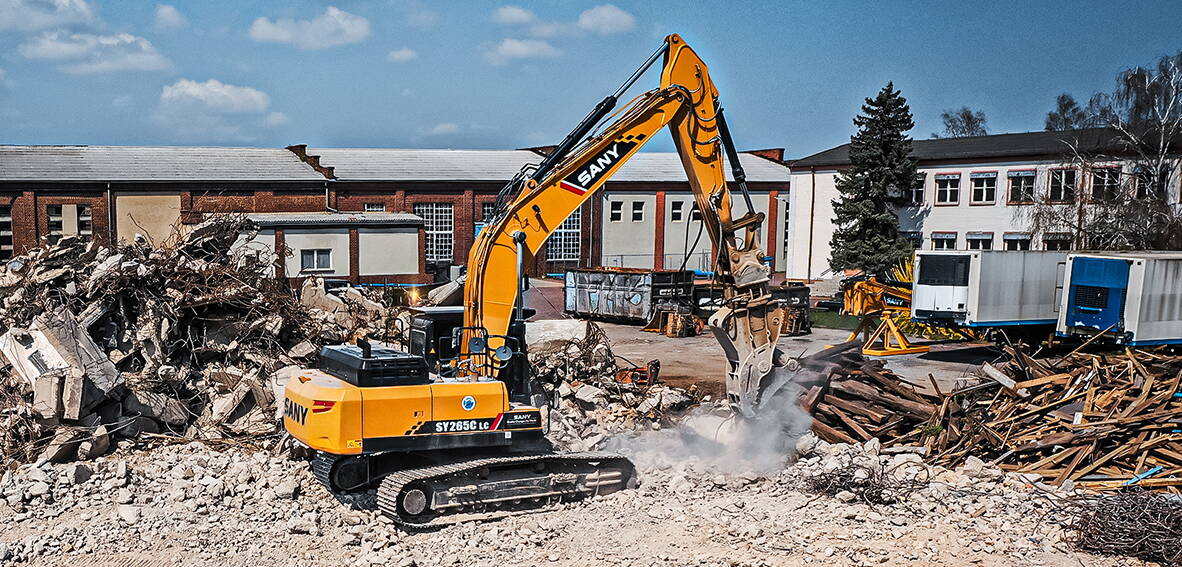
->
[[0, 433, 1123, 566], [526, 320, 698, 452], [0, 217, 398, 465]]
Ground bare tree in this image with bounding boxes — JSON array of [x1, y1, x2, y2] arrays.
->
[[931, 107, 988, 138], [1020, 51, 1182, 250]]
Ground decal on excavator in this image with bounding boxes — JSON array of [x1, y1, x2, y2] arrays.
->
[[559, 139, 639, 195]]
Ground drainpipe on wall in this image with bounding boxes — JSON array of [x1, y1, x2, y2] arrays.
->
[[806, 168, 817, 280], [106, 182, 115, 244], [324, 181, 340, 213]]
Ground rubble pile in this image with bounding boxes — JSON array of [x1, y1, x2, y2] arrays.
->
[[0, 217, 386, 466], [920, 346, 1182, 490], [0, 433, 1124, 567], [526, 320, 698, 451]]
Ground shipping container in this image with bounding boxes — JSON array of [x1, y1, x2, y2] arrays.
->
[[1056, 252, 1182, 345], [563, 268, 694, 324], [912, 250, 1068, 328]]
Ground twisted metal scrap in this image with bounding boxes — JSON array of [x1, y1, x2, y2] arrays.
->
[[1065, 490, 1182, 566], [803, 463, 929, 506]]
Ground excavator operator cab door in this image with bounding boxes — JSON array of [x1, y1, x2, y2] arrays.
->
[[408, 306, 535, 403]]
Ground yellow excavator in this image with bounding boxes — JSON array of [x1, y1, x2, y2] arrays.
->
[[283, 34, 790, 526]]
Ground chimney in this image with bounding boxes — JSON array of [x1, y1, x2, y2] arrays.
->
[[743, 148, 785, 163], [518, 145, 559, 157], [286, 144, 336, 179]]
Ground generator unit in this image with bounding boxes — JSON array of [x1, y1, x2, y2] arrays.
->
[[1057, 252, 1182, 345], [911, 250, 1068, 328]]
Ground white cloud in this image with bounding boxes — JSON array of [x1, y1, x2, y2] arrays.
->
[[248, 6, 370, 50], [160, 78, 269, 113], [577, 4, 635, 35], [493, 5, 534, 25], [386, 47, 417, 62], [112, 94, 132, 108], [263, 111, 288, 127], [0, 0, 96, 32], [483, 38, 560, 65], [427, 122, 459, 135], [154, 4, 187, 30], [154, 78, 283, 141], [20, 31, 171, 74]]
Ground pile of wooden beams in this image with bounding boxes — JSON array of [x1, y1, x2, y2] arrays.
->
[[799, 343, 1182, 491], [935, 347, 1182, 491], [797, 353, 941, 447]]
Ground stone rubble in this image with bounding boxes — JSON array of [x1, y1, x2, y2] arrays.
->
[[0, 217, 394, 465], [0, 436, 1140, 567]]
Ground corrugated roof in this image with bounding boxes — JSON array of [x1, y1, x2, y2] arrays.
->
[[309, 147, 790, 183], [792, 128, 1126, 168], [0, 145, 327, 182], [247, 212, 422, 227]]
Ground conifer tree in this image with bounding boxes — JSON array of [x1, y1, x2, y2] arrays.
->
[[828, 82, 916, 275]]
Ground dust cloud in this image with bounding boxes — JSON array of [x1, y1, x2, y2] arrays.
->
[[606, 369, 814, 474]]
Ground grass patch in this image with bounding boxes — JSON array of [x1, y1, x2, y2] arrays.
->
[[810, 310, 860, 330]]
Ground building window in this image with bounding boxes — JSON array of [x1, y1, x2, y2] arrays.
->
[[413, 202, 454, 263], [46, 204, 64, 244], [631, 201, 645, 222], [299, 249, 332, 271], [0, 206, 11, 260], [364, 202, 385, 212], [901, 231, 923, 249], [970, 172, 997, 204], [670, 200, 684, 222], [1049, 170, 1076, 203], [690, 202, 702, 221], [474, 202, 497, 236], [1092, 168, 1120, 201], [548, 208, 581, 261], [1135, 166, 1168, 200], [931, 232, 957, 250], [907, 174, 925, 206], [609, 200, 623, 222], [1007, 171, 1036, 203], [935, 175, 960, 204], [1043, 232, 1072, 251], [966, 232, 993, 250], [1004, 233, 1032, 250]]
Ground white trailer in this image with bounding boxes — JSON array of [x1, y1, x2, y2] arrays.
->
[[911, 250, 1068, 328], [1056, 252, 1182, 346]]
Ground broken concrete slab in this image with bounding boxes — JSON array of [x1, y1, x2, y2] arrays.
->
[[40, 429, 85, 463], [122, 390, 188, 426]]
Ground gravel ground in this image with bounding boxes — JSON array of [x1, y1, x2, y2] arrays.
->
[[0, 434, 1150, 567]]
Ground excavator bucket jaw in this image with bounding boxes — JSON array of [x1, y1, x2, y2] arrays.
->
[[708, 301, 786, 418]]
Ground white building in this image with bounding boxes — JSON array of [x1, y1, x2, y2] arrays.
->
[[785, 129, 1181, 280]]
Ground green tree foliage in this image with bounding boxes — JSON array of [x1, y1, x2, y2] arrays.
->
[[829, 82, 917, 275]]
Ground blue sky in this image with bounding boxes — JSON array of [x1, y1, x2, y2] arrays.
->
[[1, 1, 1179, 158]]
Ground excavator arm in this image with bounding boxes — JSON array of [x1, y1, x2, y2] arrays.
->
[[459, 34, 787, 417]]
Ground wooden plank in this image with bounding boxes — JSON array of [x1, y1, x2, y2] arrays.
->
[[1014, 373, 1073, 390], [821, 404, 872, 441], [811, 418, 856, 444]]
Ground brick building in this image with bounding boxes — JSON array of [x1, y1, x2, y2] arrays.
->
[[299, 146, 792, 277], [0, 144, 792, 282]]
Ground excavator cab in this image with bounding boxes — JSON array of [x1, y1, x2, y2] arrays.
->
[[407, 306, 535, 404]]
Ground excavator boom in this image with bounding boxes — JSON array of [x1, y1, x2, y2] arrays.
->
[[460, 34, 788, 417]]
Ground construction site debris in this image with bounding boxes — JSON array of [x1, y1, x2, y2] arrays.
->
[[525, 320, 699, 452], [924, 346, 1182, 489], [0, 217, 390, 466], [1065, 490, 1182, 566]]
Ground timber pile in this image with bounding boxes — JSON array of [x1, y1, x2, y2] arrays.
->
[[794, 342, 941, 447], [929, 346, 1182, 491]]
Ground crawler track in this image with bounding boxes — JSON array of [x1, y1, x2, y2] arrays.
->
[[376, 452, 637, 528]]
